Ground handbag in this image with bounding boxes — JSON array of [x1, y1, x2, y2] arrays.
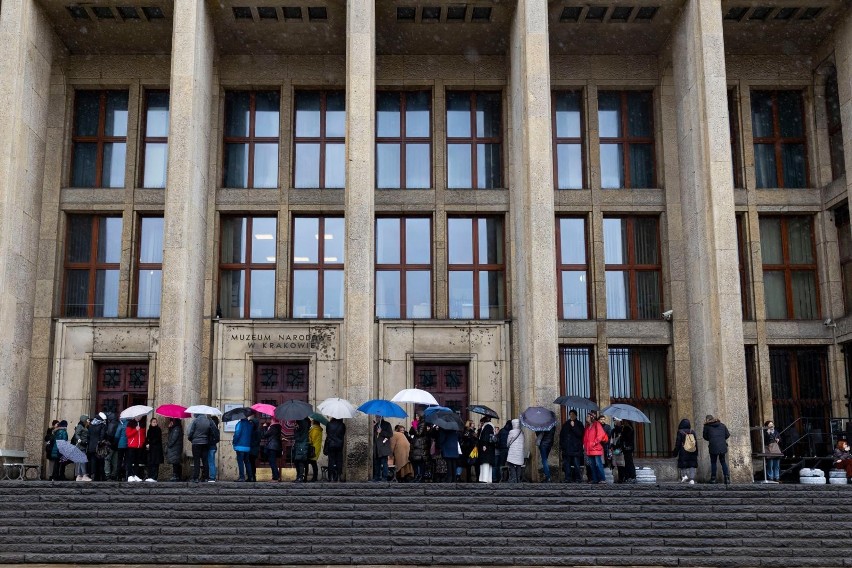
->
[[767, 442, 782, 455]]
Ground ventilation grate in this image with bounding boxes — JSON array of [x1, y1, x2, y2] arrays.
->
[[722, 5, 827, 22], [557, 5, 660, 23]]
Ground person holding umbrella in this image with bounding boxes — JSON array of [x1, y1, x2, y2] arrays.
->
[[559, 410, 585, 483], [292, 417, 311, 482], [371, 416, 393, 482], [166, 418, 184, 481], [261, 419, 283, 481], [582, 411, 607, 484], [115, 417, 129, 481], [477, 416, 495, 483], [233, 414, 254, 482], [72, 415, 91, 482], [325, 417, 346, 482], [536, 424, 556, 483], [506, 419, 525, 483], [125, 418, 146, 482], [50, 420, 69, 481], [409, 421, 429, 482], [187, 413, 214, 483], [437, 423, 461, 483]]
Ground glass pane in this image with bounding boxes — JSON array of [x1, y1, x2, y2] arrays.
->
[[600, 143, 624, 188], [449, 271, 474, 318], [219, 269, 246, 318], [294, 143, 320, 188], [447, 144, 472, 188], [478, 217, 503, 264], [225, 91, 251, 137], [292, 218, 319, 264], [406, 270, 431, 318], [295, 92, 321, 137], [292, 270, 318, 318], [555, 91, 581, 138], [325, 143, 345, 188], [557, 144, 582, 189], [143, 142, 168, 188], [405, 218, 431, 264], [104, 91, 128, 137], [781, 144, 807, 188], [559, 218, 586, 265], [629, 144, 654, 188], [763, 270, 788, 319], [221, 217, 247, 264], [145, 92, 170, 137], [72, 143, 97, 187], [377, 92, 401, 137], [477, 143, 502, 188], [406, 144, 430, 188], [249, 269, 275, 318], [137, 269, 162, 318], [479, 270, 505, 319], [97, 217, 122, 263], [627, 91, 652, 138], [476, 92, 501, 138], [446, 92, 471, 138], [603, 218, 628, 264], [64, 269, 90, 317], [636, 271, 661, 318], [74, 91, 100, 136], [561, 271, 588, 319], [778, 91, 804, 138], [787, 217, 813, 264], [323, 269, 344, 317], [253, 143, 279, 188], [224, 143, 249, 188], [324, 218, 345, 262], [325, 92, 346, 138], [759, 218, 783, 264], [598, 92, 622, 138], [139, 217, 164, 264], [102, 143, 126, 188], [406, 91, 430, 137], [94, 269, 120, 317], [448, 218, 473, 264], [754, 144, 777, 188], [67, 215, 93, 263], [376, 218, 401, 264], [633, 217, 659, 264], [750, 91, 774, 138], [251, 217, 277, 264], [791, 270, 817, 319], [377, 143, 401, 189], [606, 270, 629, 319], [376, 270, 401, 318], [255, 91, 280, 137]]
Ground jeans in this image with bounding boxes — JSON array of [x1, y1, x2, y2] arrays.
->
[[207, 447, 217, 480], [236, 451, 251, 480], [266, 448, 279, 480], [192, 444, 210, 481], [327, 449, 343, 481], [295, 460, 307, 481], [104, 450, 117, 480], [373, 456, 388, 481], [587, 455, 605, 482], [563, 454, 583, 482], [539, 444, 552, 480], [766, 457, 781, 481], [413, 461, 424, 481], [710, 452, 730, 480]]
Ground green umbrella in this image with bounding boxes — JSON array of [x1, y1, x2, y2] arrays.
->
[[310, 412, 329, 426]]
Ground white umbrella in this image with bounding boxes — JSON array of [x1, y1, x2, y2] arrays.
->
[[119, 405, 153, 420], [391, 388, 439, 406], [185, 404, 222, 416], [318, 397, 356, 419]]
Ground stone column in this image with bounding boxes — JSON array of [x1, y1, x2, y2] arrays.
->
[[0, 0, 57, 451], [158, 0, 215, 406], [835, 12, 852, 204], [343, 0, 375, 480], [671, 0, 751, 481]]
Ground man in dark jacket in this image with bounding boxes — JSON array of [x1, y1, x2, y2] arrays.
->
[[104, 412, 119, 480], [249, 416, 261, 482], [702, 415, 731, 484], [325, 417, 346, 482], [536, 425, 556, 482], [87, 413, 107, 481], [559, 410, 585, 482], [72, 415, 90, 481], [371, 416, 393, 482], [187, 414, 214, 482], [166, 418, 184, 481]]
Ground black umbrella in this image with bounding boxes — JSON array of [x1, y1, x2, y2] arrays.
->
[[552, 395, 599, 412], [222, 407, 253, 422], [274, 400, 313, 422], [424, 410, 464, 431], [468, 404, 499, 419]]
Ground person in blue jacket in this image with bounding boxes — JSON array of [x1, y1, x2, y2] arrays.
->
[[233, 415, 254, 482], [115, 418, 129, 481]]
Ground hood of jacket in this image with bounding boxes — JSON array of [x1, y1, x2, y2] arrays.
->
[[678, 418, 691, 431], [511, 418, 520, 431]]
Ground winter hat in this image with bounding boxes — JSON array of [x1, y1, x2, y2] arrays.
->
[[98, 412, 107, 420], [58, 420, 68, 427], [705, 414, 716, 422]]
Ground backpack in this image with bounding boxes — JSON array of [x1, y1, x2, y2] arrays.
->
[[683, 432, 697, 453], [209, 423, 220, 445]]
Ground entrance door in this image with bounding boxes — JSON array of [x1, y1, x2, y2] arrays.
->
[[95, 362, 149, 417], [413, 362, 469, 419], [254, 362, 309, 467]]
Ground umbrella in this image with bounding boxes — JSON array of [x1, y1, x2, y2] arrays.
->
[[553, 396, 599, 412], [390, 388, 439, 406], [274, 400, 313, 422], [468, 404, 499, 418], [309, 412, 329, 426], [119, 405, 153, 420], [185, 404, 222, 416], [520, 406, 558, 432], [56, 440, 88, 464], [251, 403, 276, 417], [222, 407, 253, 422], [424, 410, 464, 431], [423, 405, 451, 416], [317, 397, 356, 419], [600, 403, 651, 423], [357, 399, 407, 418], [155, 404, 190, 419]]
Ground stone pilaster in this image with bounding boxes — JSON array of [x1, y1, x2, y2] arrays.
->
[[0, 0, 57, 451], [671, 0, 751, 481], [344, 0, 375, 480], [835, 11, 852, 205], [159, 0, 215, 406]]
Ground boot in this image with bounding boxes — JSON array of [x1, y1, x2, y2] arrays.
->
[[709, 477, 717, 484], [724, 476, 731, 486]]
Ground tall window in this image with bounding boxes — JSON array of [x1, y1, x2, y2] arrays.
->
[[598, 91, 655, 189], [293, 91, 345, 189], [556, 217, 589, 319], [759, 216, 819, 320], [553, 91, 584, 189], [140, 91, 169, 188], [751, 90, 807, 189], [729, 89, 743, 189], [608, 347, 670, 457], [219, 216, 277, 318], [603, 216, 662, 319], [223, 91, 280, 189], [826, 69, 845, 180], [559, 346, 594, 420], [135, 216, 163, 317], [769, 348, 831, 455], [737, 215, 752, 320], [376, 91, 431, 189], [835, 205, 852, 315], [291, 216, 345, 318], [63, 215, 123, 317], [446, 91, 502, 189], [71, 90, 128, 188], [376, 217, 432, 318], [447, 216, 505, 319]]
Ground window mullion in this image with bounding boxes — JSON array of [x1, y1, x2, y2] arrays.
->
[[248, 93, 256, 189], [621, 93, 631, 189], [471, 92, 478, 190], [244, 217, 253, 318], [318, 217, 325, 318]]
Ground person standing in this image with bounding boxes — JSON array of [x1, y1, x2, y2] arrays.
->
[[599, 415, 613, 471], [145, 418, 164, 482], [478, 416, 495, 483], [261, 420, 282, 481], [371, 416, 393, 482], [559, 410, 585, 483], [125, 418, 146, 482], [87, 413, 106, 481], [207, 416, 220, 483], [506, 419, 525, 483], [308, 419, 323, 482], [673, 418, 698, 484], [72, 415, 91, 482], [582, 411, 607, 484], [166, 418, 184, 481], [460, 420, 478, 482], [103, 412, 119, 480], [248, 415, 261, 482], [620, 420, 636, 483], [187, 413, 213, 483], [115, 417, 129, 481], [536, 425, 555, 483], [44, 420, 59, 480], [390, 425, 413, 481], [292, 417, 311, 482], [496, 420, 512, 482], [437, 426, 460, 483], [409, 421, 428, 482], [233, 416, 253, 482], [325, 417, 345, 482], [702, 415, 731, 484], [50, 421, 68, 481], [764, 420, 782, 482]]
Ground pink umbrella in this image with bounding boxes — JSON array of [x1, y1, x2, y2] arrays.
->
[[155, 404, 191, 419], [251, 403, 276, 417]]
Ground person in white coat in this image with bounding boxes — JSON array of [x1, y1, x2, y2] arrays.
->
[[506, 419, 525, 483]]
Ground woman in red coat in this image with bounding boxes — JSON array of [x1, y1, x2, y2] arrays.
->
[[583, 411, 608, 484], [125, 419, 146, 482]]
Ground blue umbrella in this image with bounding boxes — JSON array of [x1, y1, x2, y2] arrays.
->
[[357, 399, 408, 418], [423, 405, 451, 416]]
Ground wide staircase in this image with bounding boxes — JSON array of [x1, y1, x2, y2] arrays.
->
[[0, 481, 850, 566]]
